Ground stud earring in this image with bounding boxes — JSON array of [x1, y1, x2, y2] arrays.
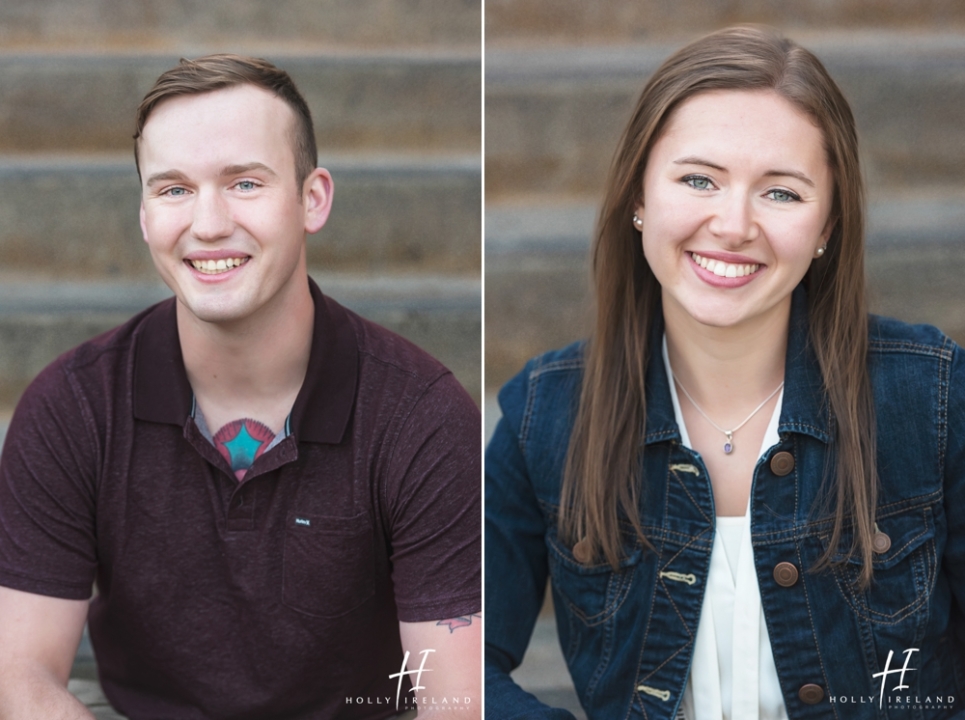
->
[[632, 214, 643, 229], [814, 245, 826, 258]]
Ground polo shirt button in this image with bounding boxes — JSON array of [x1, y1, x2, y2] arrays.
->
[[770, 451, 795, 476], [773, 562, 799, 587], [799, 684, 824, 704], [873, 531, 892, 554], [572, 538, 593, 565]]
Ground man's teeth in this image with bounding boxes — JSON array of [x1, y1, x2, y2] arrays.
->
[[190, 257, 248, 274], [691, 252, 759, 278]]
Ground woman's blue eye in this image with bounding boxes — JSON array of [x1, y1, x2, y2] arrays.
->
[[767, 189, 799, 203], [684, 175, 713, 191]]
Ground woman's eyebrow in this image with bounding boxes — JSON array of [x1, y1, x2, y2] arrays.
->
[[764, 168, 815, 187], [673, 156, 816, 188], [673, 156, 725, 171]]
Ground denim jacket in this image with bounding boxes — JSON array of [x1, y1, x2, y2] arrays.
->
[[486, 287, 965, 719]]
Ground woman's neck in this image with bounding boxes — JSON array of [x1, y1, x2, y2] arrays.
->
[[663, 291, 789, 419]]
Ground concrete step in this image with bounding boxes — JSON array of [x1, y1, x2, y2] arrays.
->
[[486, 34, 965, 200], [0, 49, 480, 154], [487, 1, 964, 44], [0, 0, 479, 50], [485, 193, 965, 387], [0, 153, 480, 277], [0, 271, 481, 408]]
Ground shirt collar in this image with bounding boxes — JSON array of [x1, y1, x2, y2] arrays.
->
[[643, 284, 831, 446], [133, 277, 358, 444]]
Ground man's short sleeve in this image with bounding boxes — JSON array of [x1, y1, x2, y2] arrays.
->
[[0, 360, 98, 599], [383, 373, 481, 623]]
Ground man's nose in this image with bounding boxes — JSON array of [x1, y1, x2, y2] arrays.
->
[[191, 189, 233, 242], [707, 191, 759, 246]]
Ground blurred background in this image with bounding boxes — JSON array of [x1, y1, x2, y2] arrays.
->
[[485, 2, 965, 716], [0, 2, 479, 716]]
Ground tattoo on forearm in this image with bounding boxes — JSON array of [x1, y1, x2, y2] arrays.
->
[[436, 614, 481, 633]]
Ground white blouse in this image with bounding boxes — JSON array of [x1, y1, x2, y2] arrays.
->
[[662, 338, 788, 720]]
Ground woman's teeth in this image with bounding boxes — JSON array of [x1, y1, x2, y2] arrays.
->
[[190, 257, 248, 274], [691, 252, 759, 278]]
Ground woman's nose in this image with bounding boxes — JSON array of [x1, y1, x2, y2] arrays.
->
[[707, 191, 759, 246]]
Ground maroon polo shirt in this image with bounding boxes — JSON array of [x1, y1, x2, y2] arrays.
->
[[0, 279, 481, 720]]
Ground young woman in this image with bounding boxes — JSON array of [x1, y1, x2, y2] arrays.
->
[[485, 26, 965, 720]]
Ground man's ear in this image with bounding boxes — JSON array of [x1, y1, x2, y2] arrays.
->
[[303, 168, 334, 234], [139, 201, 149, 244]]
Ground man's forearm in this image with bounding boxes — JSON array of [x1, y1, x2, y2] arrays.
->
[[0, 662, 95, 720]]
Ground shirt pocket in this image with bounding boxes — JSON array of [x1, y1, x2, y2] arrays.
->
[[282, 512, 375, 618], [545, 529, 642, 627], [824, 504, 937, 625]]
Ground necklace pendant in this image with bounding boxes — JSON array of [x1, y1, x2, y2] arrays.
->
[[723, 431, 734, 455]]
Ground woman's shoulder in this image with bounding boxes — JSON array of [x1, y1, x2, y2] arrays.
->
[[868, 313, 961, 358], [502, 341, 586, 389], [495, 341, 586, 428]]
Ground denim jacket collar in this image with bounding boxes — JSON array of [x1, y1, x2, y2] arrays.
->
[[643, 284, 832, 447]]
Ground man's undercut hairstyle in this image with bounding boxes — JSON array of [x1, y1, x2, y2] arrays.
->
[[134, 53, 317, 191]]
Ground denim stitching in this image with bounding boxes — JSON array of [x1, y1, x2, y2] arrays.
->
[[826, 506, 935, 624], [793, 543, 842, 720], [669, 463, 713, 526], [869, 339, 953, 359], [518, 354, 544, 453], [938, 336, 951, 477], [585, 601, 616, 701], [749, 491, 942, 546]]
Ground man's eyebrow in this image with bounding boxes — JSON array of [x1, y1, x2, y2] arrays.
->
[[673, 156, 815, 187], [145, 169, 188, 188], [220, 162, 278, 178]]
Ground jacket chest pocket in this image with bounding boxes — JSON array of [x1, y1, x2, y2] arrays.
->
[[545, 531, 642, 627], [282, 513, 375, 618], [825, 505, 937, 625]]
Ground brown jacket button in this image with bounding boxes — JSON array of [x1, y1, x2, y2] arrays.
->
[[573, 538, 593, 564], [799, 684, 824, 704], [770, 451, 795, 476], [873, 531, 892, 554], [773, 562, 799, 587]]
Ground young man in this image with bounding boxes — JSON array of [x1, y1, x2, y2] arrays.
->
[[0, 55, 480, 719]]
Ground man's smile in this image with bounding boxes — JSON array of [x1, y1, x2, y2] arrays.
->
[[188, 257, 249, 274]]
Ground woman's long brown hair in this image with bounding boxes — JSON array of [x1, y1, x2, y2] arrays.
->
[[559, 26, 879, 587]]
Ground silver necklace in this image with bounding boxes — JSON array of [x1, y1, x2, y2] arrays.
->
[[673, 376, 784, 454]]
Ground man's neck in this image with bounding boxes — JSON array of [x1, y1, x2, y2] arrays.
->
[[176, 279, 315, 436]]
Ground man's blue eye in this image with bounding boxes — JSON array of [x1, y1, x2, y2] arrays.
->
[[237, 181, 256, 191], [167, 187, 186, 196]]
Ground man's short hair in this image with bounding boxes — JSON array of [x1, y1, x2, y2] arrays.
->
[[133, 54, 318, 189]]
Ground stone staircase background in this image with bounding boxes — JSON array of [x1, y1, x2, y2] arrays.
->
[[486, 3, 965, 717], [0, 0, 482, 443]]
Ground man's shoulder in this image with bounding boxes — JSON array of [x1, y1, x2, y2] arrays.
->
[[24, 299, 174, 403], [338, 301, 452, 390]]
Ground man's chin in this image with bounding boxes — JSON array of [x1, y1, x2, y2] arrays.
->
[[175, 294, 255, 326]]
